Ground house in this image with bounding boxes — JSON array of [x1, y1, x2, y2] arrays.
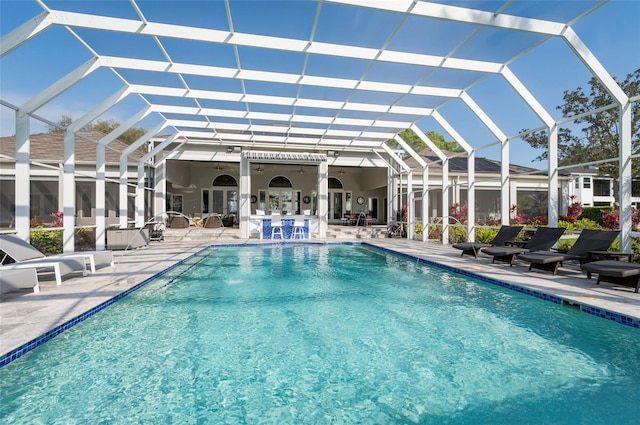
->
[[0, 131, 145, 228]]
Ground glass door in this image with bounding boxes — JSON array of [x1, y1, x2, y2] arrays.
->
[[211, 189, 238, 215], [328, 191, 343, 221], [268, 190, 295, 215]]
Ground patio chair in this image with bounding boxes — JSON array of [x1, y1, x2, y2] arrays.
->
[[517, 229, 618, 275], [581, 260, 640, 293], [0, 233, 113, 276], [0, 268, 39, 295], [481, 227, 566, 266], [203, 214, 222, 228], [452, 225, 523, 258], [167, 215, 189, 228], [147, 222, 165, 241]]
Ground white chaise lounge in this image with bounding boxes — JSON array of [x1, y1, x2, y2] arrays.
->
[[0, 234, 114, 274], [0, 268, 40, 295]]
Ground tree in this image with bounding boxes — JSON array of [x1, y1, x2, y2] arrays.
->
[[47, 115, 146, 145], [521, 69, 640, 181], [388, 128, 464, 153]]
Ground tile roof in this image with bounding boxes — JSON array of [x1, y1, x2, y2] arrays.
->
[[405, 147, 540, 175], [0, 131, 144, 163]]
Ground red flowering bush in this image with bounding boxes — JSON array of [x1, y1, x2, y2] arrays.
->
[[50, 211, 63, 228], [450, 203, 468, 224], [601, 208, 640, 230], [527, 215, 548, 227], [509, 204, 526, 225]]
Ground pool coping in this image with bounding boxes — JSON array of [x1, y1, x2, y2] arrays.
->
[[1, 240, 637, 368]]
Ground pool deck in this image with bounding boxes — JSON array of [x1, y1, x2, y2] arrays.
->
[[2, 234, 640, 360]]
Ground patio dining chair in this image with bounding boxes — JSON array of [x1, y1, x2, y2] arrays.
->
[[291, 215, 306, 239], [271, 213, 284, 239]]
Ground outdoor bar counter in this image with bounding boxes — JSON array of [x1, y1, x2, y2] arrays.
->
[[249, 215, 318, 239]]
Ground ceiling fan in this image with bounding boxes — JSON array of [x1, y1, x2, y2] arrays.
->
[[297, 167, 305, 174], [255, 165, 265, 173], [214, 162, 224, 170], [338, 168, 346, 175]]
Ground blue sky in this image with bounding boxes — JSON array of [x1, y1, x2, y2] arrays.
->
[[1, 0, 639, 168]]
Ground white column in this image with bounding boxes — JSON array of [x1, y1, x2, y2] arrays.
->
[[119, 156, 128, 229], [500, 140, 510, 226], [467, 153, 476, 242], [318, 161, 328, 237], [62, 131, 75, 253], [619, 102, 633, 252], [547, 125, 559, 227], [422, 166, 428, 242], [387, 167, 394, 224], [154, 160, 166, 222], [406, 171, 414, 240], [14, 112, 30, 241], [95, 145, 106, 250], [441, 158, 449, 245], [239, 156, 251, 238], [136, 162, 145, 228]]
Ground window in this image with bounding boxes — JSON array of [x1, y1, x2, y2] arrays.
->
[[106, 182, 119, 217], [583, 177, 591, 188], [76, 182, 94, 218], [594, 179, 612, 197], [632, 180, 640, 197], [574, 179, 579, 189]]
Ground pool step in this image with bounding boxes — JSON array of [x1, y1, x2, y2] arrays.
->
[[325, 225, 387, 240]]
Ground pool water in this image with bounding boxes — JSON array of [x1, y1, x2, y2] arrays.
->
[[1, 244, 639, 424]]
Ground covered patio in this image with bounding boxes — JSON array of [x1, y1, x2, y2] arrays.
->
[[0, 0, 637, 251]]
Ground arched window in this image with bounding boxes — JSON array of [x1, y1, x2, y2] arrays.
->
[[212, 175, 237, 187], [328, 177, 343, 189], [269, 176, 292, 188]]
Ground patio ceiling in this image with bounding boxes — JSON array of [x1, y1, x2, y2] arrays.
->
[[0, 0, 625, 163]]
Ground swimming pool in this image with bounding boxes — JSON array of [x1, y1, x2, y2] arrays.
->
[[1, 244, 639, 423]]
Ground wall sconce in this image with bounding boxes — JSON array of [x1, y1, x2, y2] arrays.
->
[[327, 150, 340, 158], [226, 146, 242, 153]]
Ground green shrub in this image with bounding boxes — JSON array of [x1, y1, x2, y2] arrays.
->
[[475, 227, 499, 244], [30, 229, 63, 255], [558, 220, 575, 231], [414, 222, 423, 236], [29, 227, 95, 254], [427, 224, 442, 240], [573, 218, 600, 230], [448, 225, 467, 244], [556, 238, 576, 252], [74, 228, 96, 251], [581, 206, 612, 225], [608, 237, 640, 263]]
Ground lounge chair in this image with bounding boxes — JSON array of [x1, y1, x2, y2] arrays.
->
[[0, 255, 85, 287], [517, 229, 618, 275], [0, 268, 39, 295], [481, 227, 566, 265], [0, 234, 113, 276], [581, 260, 640, 293], [452, 225, 523, 258]]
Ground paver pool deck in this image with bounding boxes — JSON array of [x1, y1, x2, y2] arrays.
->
[[2, 235, 639, 359]]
